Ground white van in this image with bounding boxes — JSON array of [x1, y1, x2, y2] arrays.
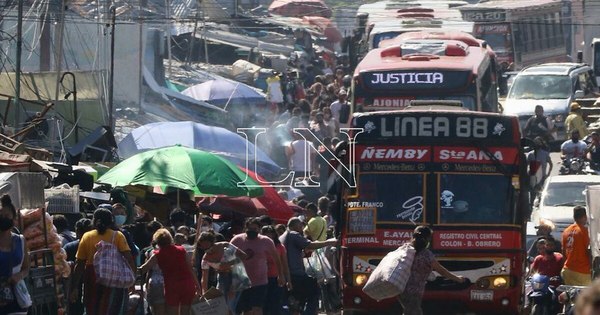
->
[[503, 63, 597, 142]]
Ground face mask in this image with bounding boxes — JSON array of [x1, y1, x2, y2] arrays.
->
[[0, 217, 13, 231], [246, 231, 259, 240], [200, 226, 210, 232], [114, 215, 127, 226], [545, 249, 554, 255]]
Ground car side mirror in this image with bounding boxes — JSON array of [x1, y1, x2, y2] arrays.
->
[[575, 90, 585, 99], [533, 198, 540, 208]]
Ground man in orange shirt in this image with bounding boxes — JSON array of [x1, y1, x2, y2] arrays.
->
[[561, 206, 592, 286]]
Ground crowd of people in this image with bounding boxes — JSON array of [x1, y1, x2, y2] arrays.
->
[[42, 190, 338, 315]]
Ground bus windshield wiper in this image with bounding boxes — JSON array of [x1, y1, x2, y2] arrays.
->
[[473, 142, 511, 177]]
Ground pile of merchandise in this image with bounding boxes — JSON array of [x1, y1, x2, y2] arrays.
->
[[21, 207, 71, 314]]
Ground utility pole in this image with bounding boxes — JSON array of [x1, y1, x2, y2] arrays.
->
[[138, 0, 144, 114], [187, 1, 200, 66], [165, 0, 172, 77], [202, 0, 208, 64], [53, 0, 66, 100], [108, 6, 116, 132], [14, 0, 23, 131]]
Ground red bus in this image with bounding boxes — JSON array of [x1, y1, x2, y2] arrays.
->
[[337, 107, 529, 314], [459, 0, 569, 71], [352, 31, 499, 114]]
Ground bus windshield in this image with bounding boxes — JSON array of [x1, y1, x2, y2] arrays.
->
[[507, 75, 571, 99], [439, 174, 513, 224], [357, 173, 425, 223], [372, 32, 401, 48], [479, 33, 509, 53]]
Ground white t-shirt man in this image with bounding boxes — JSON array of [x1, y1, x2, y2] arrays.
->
[[288, 139, 314, 172], [561, 140, 587, 159]]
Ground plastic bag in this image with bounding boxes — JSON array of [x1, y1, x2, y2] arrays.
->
[[20, 208, 43, 227], [304, 248, 336, 283], [223, 244, 251, 292], [362, 243, 416, 301]]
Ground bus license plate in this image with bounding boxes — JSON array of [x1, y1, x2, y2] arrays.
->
[[470, 290, 494, 301]]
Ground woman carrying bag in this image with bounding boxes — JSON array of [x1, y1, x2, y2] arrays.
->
[[401, 226, 466, 315], [70, 208, 136, 315], [0, 195, 30, 315]]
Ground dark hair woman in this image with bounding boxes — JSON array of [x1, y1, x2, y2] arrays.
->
[[194, 231, 247, 314], [0, 195, 30, 315], [400, 226, 466, 315], [69, 208, 135, 315]]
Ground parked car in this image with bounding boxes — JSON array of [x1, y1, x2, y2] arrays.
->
[[504, 63, 598, 143], [531, 175, 600, 240]]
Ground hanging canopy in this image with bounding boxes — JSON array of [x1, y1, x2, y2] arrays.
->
[[117, 121, 282, 179], [181, 79, 266, 107]]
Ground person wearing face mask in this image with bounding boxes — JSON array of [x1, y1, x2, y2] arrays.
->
[[195, 231, 247, 313], [561, 130, 588, 160], [0, 194, 30, 315], [102, 203, 140, 265], [230, 217, 285, 315], [70, 208, 135, 315], [561, 206, 592, 286], [400, 226, 465, 315]]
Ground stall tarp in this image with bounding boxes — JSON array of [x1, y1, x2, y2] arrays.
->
[[269, 0, 332, 18]]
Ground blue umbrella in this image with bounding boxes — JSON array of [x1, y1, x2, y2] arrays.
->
[[181, 79, 266, 107], [118, 121, 282, 179]]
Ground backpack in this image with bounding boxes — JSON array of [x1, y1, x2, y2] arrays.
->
[[93, 230, 136, 288]]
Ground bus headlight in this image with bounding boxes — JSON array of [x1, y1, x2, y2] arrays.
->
[[476, 276, 510, 289], [354, 274, 368, 286], [492, 276, 509, 289]]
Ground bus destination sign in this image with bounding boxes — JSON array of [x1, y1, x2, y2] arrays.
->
[[354, 113, 515, 142], [361, 70, 471, 91], [461, 9, 506, 22]]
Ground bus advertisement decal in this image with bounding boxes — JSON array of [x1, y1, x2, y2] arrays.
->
[[344, 229, 520, 249], [474, 24, 509, 34], [434, 147, 518, 164], [434, 230, 520, 250], [357, 145, 430, 162], [367, 97, 414, 109]]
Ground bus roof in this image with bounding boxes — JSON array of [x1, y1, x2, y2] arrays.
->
[[354, 38, 489, 75], [380, 30, 480, 48], [458, 0, 561, 12], [370, 19, 473, 36]]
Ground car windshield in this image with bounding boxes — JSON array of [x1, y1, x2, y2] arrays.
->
[[507, 75, 572, 100], [543, 182, 591, 206]]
